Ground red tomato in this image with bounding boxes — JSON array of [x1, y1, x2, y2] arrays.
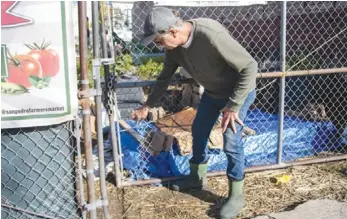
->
[[29, 49, 59, 77], [7, 55, 42, 88]]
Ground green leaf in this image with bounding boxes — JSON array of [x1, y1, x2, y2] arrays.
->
[[29, 75, 41, 87], [43, 76, 51, 83]]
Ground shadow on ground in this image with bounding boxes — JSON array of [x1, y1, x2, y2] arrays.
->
[[163, 180, 228, 219]]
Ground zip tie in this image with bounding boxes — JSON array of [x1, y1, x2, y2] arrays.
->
[[86, 89, 103, 97], [84, 203, 96, 211], [83, 199, 109, 211], [94, 89, 103, 96], [85, 169, 94, 175], [101, 200, 109, 206], [80, 80, 90, 85]]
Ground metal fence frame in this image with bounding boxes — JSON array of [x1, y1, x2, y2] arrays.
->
[[106, 1, 347, 187], [77, 2, 114, 219]]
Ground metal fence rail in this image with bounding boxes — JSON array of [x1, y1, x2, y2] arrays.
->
[[104, 1, 347, 187]]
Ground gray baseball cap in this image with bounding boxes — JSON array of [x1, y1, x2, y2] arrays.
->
[[140, 7, 180, 46]]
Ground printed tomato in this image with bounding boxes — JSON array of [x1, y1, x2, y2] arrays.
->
[[7, 55, 42, 88], [26, 40, 60, 77]]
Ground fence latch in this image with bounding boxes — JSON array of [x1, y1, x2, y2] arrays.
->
[[92, 58, 115, 80]]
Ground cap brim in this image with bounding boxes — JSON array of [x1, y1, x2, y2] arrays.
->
[[140, 34, 156, 46]]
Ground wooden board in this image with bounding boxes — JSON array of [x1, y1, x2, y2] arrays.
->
[[155, 107, 223, 155], [155, 107, 257, 155]]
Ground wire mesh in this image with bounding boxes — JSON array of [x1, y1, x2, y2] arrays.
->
[[283, 73, 347, 161], [1, 121, 82, 219], [105, 1, 347, 182], [283, 1, 347, 161]]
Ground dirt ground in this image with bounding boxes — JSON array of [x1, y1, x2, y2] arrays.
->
[[91, 160, 347, 219]]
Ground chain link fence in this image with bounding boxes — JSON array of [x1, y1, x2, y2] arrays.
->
[[282, 1, 347, 162], [102, 1, 347, 185], [1, 121, 83, 219]]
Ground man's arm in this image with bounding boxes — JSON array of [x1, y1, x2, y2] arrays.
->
[[212, 29, 258, 113], [145, 53, 178, 108]]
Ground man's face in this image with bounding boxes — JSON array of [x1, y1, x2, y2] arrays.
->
[[153, 30, 181, 50]]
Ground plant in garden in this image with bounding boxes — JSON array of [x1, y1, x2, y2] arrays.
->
[[137, 59, 163, 79], [115, 54, 136, 75]]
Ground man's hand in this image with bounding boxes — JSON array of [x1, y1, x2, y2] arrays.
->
[[221, 108, 244, 134], [132, 105, 150, 121]]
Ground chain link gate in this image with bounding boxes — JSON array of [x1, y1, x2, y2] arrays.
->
[[99, 1, 347, 187]]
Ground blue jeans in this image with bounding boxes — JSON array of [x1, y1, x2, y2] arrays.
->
[[190, 90, 256, 181]]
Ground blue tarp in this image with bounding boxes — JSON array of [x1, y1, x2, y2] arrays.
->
[[98, 108, 346, 181]]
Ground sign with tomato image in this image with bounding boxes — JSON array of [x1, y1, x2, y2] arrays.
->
[[1, 1, 78, 128]]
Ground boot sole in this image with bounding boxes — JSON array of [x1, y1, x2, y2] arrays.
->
[[220, 201, 245, 219]]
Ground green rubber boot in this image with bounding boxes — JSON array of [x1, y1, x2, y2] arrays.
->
[[220, 179, 245, 219], [170, 161, 208, 191]]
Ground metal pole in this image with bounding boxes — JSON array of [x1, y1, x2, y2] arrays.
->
[[120, 154, 347, 187], [74, 116, 86, 219], [277, 1, 287, 164], [107, 3, 115, 61], [115, 101, 124, 179], [108, 2, 125, 183], [109, 2, 116, 74], [258, 68, 347, 78], [92, 2, 110, 219], [109, 112, 122, 187], [107, 1, 124, 178], [78, 2, 97, 219], [99, 1, 122, 188], [99, 2, 108, 59]]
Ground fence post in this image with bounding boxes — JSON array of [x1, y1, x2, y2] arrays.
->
[[78, 2, 97, 219], [97, 2, 123, 188], [74, 116, 86, 219], [91, 2, 111, 218], [277, 1, 287, 164]]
